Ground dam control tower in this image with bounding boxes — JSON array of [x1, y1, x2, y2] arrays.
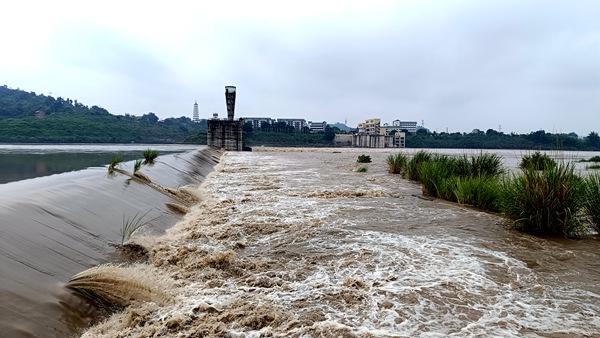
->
[[207, 86, 243, 151]]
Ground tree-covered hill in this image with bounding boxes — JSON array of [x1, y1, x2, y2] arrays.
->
[[0, 85, 206, 143]]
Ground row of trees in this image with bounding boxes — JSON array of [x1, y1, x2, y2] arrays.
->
[[241, 122, 336, 147], [406, 129, 600, 151]]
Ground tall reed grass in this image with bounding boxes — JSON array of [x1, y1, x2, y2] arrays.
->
[[405, 150, 433, 181], [498, 162, 585, 236], [583, 172, 600, 233], [386, 153, 408, 174]]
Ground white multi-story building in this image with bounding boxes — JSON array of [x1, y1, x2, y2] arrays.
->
[[277, 118, 307, 130], [243, 117, 274, 129], [392, 120, 418, 133], [307, 121, 327, 132]]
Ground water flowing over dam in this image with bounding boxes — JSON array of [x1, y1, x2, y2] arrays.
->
[[2, 146, 600, 337], [0, 146, 219, 337], [75, 148, 599, 337]]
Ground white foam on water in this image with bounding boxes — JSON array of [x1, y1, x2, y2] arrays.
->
[[80, 149, 600, 337]]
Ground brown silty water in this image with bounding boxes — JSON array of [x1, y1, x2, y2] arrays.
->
[[76, 148, 600, 337], [0, 147, 220, 338]]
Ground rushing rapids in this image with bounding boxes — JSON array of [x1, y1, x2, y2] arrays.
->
[[73, 148, 600, 337]]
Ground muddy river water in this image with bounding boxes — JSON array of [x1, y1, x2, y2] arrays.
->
[[77, 148, 600, 337]]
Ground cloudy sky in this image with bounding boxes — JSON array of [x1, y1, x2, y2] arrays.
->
[[1, 0, 599, 135]]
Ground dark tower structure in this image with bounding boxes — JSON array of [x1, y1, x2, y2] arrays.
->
[[225, 86, 236, 121], [206, 85, 243, 151]]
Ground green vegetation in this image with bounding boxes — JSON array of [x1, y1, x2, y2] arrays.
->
[[356, 166, 368, 173], [397, 151, 600, 237], [454, 176, 501, 211], [405, 151, 433, 181], [498, 163, 584, 236], [414, 153, 504, 203], [108, 154, 124, 173], [357, 154, 372, 163], [0, 85, 206, 143], [120, 211, 153, 245], [520, 151, 557, 170], [581, 156, 600, 162], [583, 173, 600, 233], [242, 130, 333, 147], [133, 159, 144, 173], [143, 149, 159, 164], [407, 129, 600, 151], [586, 165, 600, 170], [386, 153, 408, 174]]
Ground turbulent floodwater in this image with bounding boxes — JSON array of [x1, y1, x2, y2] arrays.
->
[[78, 148, 600, 337]]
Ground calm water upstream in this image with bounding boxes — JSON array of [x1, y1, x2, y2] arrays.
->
[[0, 144, 217, 337], [1, 146, 600, 337]]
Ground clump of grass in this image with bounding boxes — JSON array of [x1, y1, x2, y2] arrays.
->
[[454, 176, 501, 211], [586, 164, 600, 170], [583, 172, 600, 233], [386, 153, 408, 174], [120, 211, 154, 245], [520, 151, 556, 170], [108, 154, 124, 173], [356, 166, 368, 172], [418, 160, 458, 201], [133, 159, 144, 173], [405, 150, 433, 181], [498, 162, 585, 236], [471, 153, 504, 177], [143, 149, 160, 164], [357, 154, 371, 163]]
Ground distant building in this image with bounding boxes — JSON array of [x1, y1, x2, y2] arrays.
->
[[392, 120, 418, 133], [193, 101, 199, 122], [35, 110, 46, 118], [277, 118, 306, 130], [243, 117, 274, 129], [353, 118, 404, 148], [307, 121, 327, 132]]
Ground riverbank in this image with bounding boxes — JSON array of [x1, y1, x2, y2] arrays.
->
[[76, 148, 600, 337]]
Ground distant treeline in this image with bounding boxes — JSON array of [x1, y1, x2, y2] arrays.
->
[[241, 122, 336, 147], [3, 85, 599, 149], [406, 129, 600, 151], [0, 85, 206, 144]]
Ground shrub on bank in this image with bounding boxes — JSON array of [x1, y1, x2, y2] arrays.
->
[[498, 162, 585, 236]]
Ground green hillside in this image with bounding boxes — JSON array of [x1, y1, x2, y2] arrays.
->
[[0, 85, 206, 143]]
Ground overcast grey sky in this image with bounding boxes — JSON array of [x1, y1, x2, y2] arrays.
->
[[1, 0, 599, 135]]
